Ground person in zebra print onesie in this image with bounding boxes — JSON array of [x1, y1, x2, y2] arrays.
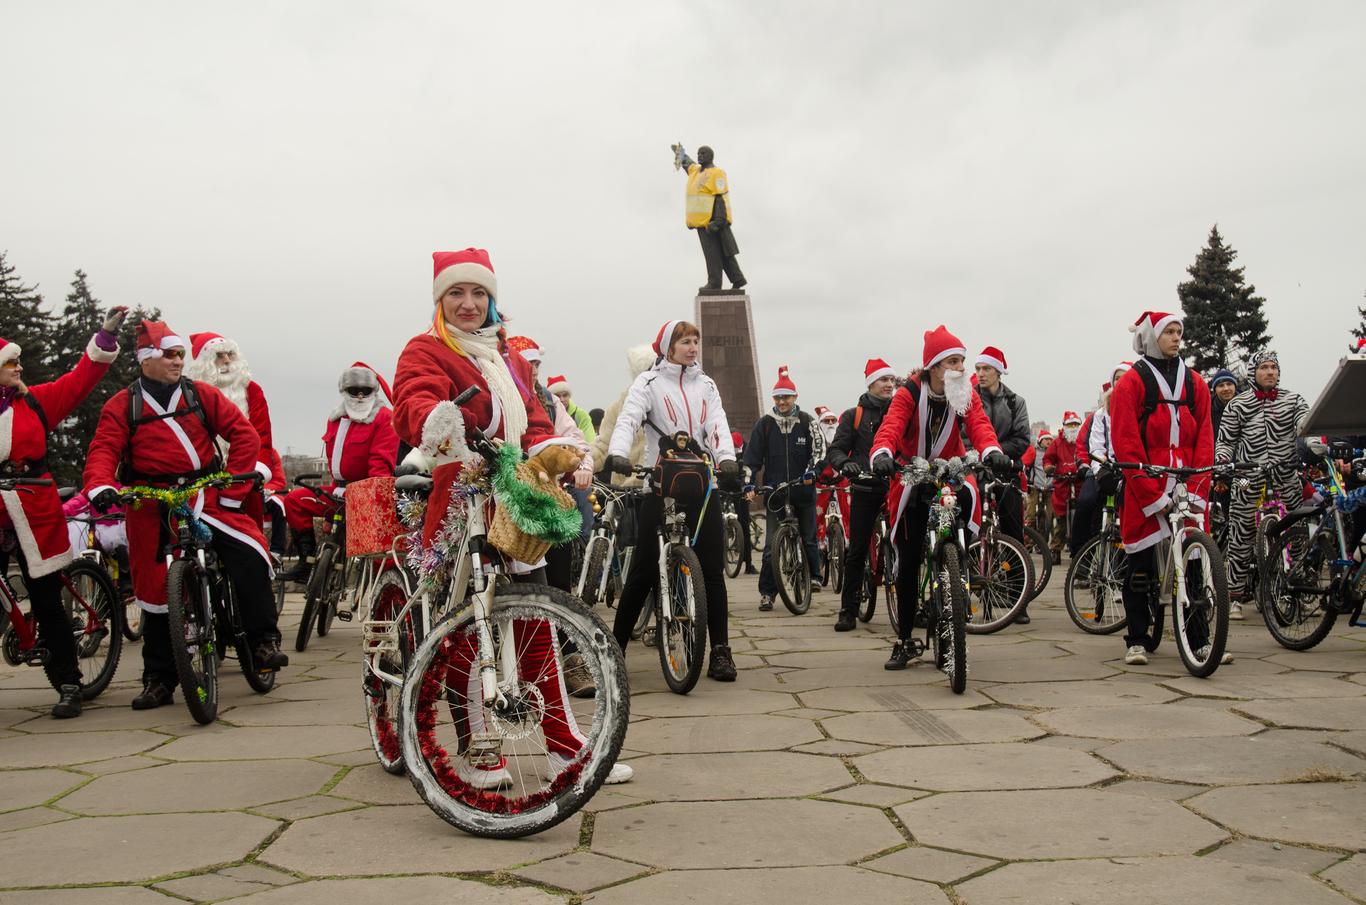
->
[[1214, 350, 1309, 619]]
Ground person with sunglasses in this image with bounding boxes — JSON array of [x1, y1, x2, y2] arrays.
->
[[278, 363, 400, 582], [0, 307, 125, 718]]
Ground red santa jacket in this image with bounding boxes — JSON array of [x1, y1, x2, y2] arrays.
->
[[324, 406, 400, 484], [0, 345, 115, 577], [246, 381, 285, 492], [1110, 357, 1214, 553], [84, 379, 271, 610], [392, 333, 561, 456], [871, 375, 1002, 534], [1044, 434, 1080, 516]]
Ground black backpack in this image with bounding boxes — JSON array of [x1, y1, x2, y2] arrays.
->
[[1135, 362, 1198, 438], [119, 378, 221, 482]]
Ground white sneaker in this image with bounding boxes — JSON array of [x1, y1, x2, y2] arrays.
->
[[458, 758, 512, 790], [811, 580, 823, 593], [1229, 603, 1244, 621], [1124, 645, 1148, 665], [544, 752, 634, 784], [1196, 644, 1234, 665]]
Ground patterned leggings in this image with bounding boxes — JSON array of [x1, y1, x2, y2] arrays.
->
[[1225, 467, 1302, 597]]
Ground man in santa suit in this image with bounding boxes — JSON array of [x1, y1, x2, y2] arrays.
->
[[870, 326, 1010, 669], [84, 321, 288, 711], [1111, 310, 1222, 666], [1044, 411, 1084, 563], [279, 363, 400, 582], [812, 405, 850, 578], [184, 332, 287, 550]]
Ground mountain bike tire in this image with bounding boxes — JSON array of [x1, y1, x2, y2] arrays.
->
[[1172, 530, 1229, 677], [964, 533, 1033, 634], [166, 559, 219, 725], [660, 545, 708, 694], [295, 545, 332, 652], [1257, 516, 1336, 651], [773, 525, 810, 615], [828, 528, 846, 594], [56, 559, 123, 700], [1064, 535, 1128, 635], [1021, 525, 1051, 602], [941, 545, 968, 694]]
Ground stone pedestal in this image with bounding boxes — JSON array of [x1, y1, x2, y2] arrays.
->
[[694, 289, 762, 436]]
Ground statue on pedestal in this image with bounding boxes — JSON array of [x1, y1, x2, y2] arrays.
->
[[672, 142, 747, 293]]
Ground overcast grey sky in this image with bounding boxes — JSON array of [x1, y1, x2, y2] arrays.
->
[[4, 0, 1362, 454]]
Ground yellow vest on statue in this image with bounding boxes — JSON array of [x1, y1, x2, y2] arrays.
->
[[685, 164, 733, 228]]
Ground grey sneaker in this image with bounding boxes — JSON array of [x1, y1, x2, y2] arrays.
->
[[1195, 644, 1234, 665], [562, 653, 596, 698], [1124, 645, 1148, 665], [758, 595, 774, 612], [1229, 603, 1244, 621]]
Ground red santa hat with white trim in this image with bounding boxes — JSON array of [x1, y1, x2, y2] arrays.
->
[[1062, 410, 1083, 425], [864, 357, 896, 386], [547, 374, 571, 395], [814, 405, 838, 423], [1129, 311, 1182, 357], [653, 320, 684, 358], [975, 345, 1008, 374], [0, 336, 20, 367], [1103, 361, 1133, 393], [188, 332, 239, 361], [136, 320, 186, 363], [923, 325, 967, 369], [1037, 428, 1054, 441], [506, 336, 542, 364], [339, 361, 392, 403], [772, 366, 797, 397], [432, 248, 497, 302]]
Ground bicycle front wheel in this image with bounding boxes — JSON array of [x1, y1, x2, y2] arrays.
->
[[1172, 530, 1229, 678], [56, 560, 123, 700], [659, 545, 709, 694], [1257, 515, 1336, 651], [964, 534, 1032, 634], [723, 516, 743, 579], [936, 545, 968, 694], [399, 584, 629, 838], [1021, 525, 1052, 602], [1064, 535, 1128, 634], [880, 535, 899, 634], [773, 525, 810, 615], [828, 527, 846, 594], [579, 535, 611, 604], [317, 552, 346, 638], [365, 566, 415, 774], [295, 544, 333, 651], [166, 559, 219, 724]]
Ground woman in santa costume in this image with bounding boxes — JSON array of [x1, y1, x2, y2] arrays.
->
[[869, 325, 1009, 669], [83, 320, 288, 711], [1110, 310, 1225, 666], [278, 363, 400, 582], [0, 307, 125, 718], [812, 406, 850, 562], [391, 248, 631, 788]]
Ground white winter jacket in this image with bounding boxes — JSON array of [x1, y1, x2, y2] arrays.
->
[[609, 360, 737, 468]]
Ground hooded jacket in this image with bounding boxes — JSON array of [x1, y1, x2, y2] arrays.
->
[[973, 382, 1031, 461], [607, 356, 736, 470]]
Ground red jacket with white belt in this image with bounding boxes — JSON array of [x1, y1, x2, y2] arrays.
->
[[323, 406, 400, 484]]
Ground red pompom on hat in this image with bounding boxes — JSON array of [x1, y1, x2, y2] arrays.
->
[[1129, 311, 1182, 356], [0, 336, 20, 367], [864, 357, 896, 386], [546, 374, 570, 395], [339, 361, 392, 403], [923, 325, 967, 370], [506, 335, 542, 363], [432, 248, 497, 303], [136, 320, 186, 363], [1062, 410, 1082, 425], [653, 320, 685, 358], [975, 345, 1008, 374], [772, 366, 797, 397]]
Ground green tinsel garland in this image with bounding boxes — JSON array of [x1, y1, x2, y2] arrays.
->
[[489, 442, 582, 545], [127, 471, 232, 509]]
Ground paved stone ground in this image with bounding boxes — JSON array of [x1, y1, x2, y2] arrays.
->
[[3, 572, 1366, 904]]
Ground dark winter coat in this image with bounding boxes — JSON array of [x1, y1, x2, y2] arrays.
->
[[973, 382, 1031, 461], [826, 392, 891, 474], [744, 407, 816, 504]]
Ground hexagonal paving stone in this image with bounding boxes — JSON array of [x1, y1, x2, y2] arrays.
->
[[750, 665, 952, 693], [857, 742, 1116, 791], [261, 804, 580, 875], [610, 752, 853, 801], [1187, 782, 1366, 850], [0, 768, 84, 811], [1035, 703, 1262, 739], [765, 649, 903, 669], [1099, 735, 1366, 785], [154, 725, 371, 760], [0, 729, 167, 767], [0, 889, 182, 905], [629, 689, 798, 717], [592, 800, 904, 868], [895, 789, 1225, 859], [585, 866, 948, 904], [1322, 854, 1366, 901], [864, 846, 998, 883], [798, 685, 993, 712], [226, 876, 559, 904], [513, 851, 646, 892], [982, 679, 1180, 709], [824, 709, 1044, 746], [266, 678, 355, 701], [59, 759, 337, 814], [330, 763, 421, 805], [1234, 697, 1366, 730], [955, 857, 1354, 905], [1163, 674, 1366, 700], [624, 714, 822, 753], [967, 657, 1123, 683], [225, 697, 366, 726], [4, 812, 278, 885]]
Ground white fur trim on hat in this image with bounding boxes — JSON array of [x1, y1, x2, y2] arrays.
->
[[136, 334, 186, 362], [0, 342, 20, 366], [85, 335, 118, 365], [865, 364, 896, 386], [433, 262, 497, 302], [926, 345, 966, 370], [547, 376, 570, 395], [975, 352, 1007, 374]]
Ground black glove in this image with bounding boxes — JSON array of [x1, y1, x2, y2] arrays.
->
[[840, 460, 862, 479], [91, 489, 120, 513], [716, 459, 741, 491], [607, 455, 632, 476], [986, 450, 1013, 474], [871, 453, 897, 479]]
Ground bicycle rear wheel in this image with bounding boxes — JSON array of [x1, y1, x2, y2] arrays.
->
[[295, 544, 333, 651], [723, 515, 743, 579], [880, 535, 899, 633], [399, 584, 629, 838], [365, 566, 414, 774], [773, 525, 811, 615], [1064, 535, 1128, 634], [857, 546, 878, 623], [659, 545, 708, 694], [828, 527, 846, 594], [316, 552, 346, 638], [964, 533, 1032, 634], [166, 559, 219, 724], [56, 560, 122, 700], [1257, 515, 1336, 651], [229, 571, 277, 694], [579, 535, 611, 604], [1021, 525, 1052, 602], [1172, 530, 1229, 677]]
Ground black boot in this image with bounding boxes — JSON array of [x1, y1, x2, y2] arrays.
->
[[280, 533, 316, 583], [884, 641, 912, 670], [834, 611, 857, 632], [51, 684, 82, 719], [1014, 608, 1032, 625], [131, 681, 175, 710], [707, 645, 737, 681], [253, 637, 290, 671]]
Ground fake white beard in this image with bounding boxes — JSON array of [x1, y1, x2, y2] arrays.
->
[[819, 422, 838, 446], [1063, 427, 1079, 443], [943, 368, 972, 417], [191, 356, 252, 415], [342, 394, 380, 423]]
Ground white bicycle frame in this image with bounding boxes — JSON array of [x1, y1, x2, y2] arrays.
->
[[576, 487, 623, 602], [1154, 482, 1205, 610]]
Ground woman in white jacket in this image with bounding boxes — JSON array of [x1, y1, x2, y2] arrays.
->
[[606, 320, 743, 680]]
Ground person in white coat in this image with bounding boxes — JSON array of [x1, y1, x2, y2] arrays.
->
[[606, 319, 743, 680]]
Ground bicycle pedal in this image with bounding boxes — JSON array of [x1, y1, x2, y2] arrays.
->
[[337, 611, 353, 622], [22, 647, 50, 666]]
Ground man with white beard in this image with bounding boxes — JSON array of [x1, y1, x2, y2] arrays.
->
[[870, 325, 1011, 669], [186, 333, 287, 547], [279, 363, 399, 582]]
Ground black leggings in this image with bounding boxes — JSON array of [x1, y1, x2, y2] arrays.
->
[[613, 492, 728, 650], [1122, 544, 1210, 650]]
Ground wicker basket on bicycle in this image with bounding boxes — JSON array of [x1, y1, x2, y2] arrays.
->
[[486, 443, 582, 563]]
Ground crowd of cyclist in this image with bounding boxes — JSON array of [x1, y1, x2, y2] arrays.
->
[[2, 247, 1362, 747]]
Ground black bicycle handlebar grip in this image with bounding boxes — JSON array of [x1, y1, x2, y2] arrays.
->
[[453, 385, 481, 406]]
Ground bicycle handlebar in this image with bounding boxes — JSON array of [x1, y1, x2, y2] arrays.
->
[[1113, 462, 1217, 478], [0, 476, 54, 491]]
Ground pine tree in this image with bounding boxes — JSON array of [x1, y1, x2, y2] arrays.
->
[[0, 250, 55, 388], [46, 271, 110, 484], [1177, 225, 1272, 373], [1351, 299, 1365, 353]]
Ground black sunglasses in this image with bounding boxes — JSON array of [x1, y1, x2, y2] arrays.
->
[[345, 387, 374, 398]]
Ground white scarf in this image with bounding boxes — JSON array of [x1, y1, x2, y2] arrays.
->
[[442, 322, 528, 448]]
